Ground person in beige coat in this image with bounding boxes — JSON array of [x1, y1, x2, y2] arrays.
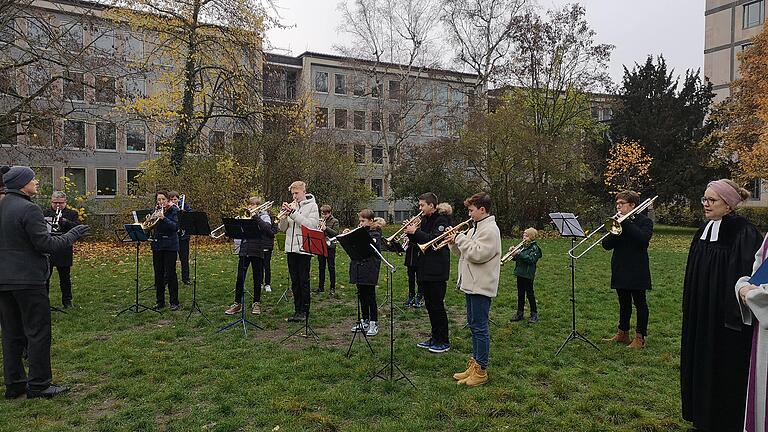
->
[[447, 192, 501, 387]]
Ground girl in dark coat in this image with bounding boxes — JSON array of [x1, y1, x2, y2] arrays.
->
[[348, 209, 384, 336], [681, 179, 763, 432], [150, 191, 180, 310]]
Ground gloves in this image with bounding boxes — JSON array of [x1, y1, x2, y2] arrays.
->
[[69, 224, 91, 240]]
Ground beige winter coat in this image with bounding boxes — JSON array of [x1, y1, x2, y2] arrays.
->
[[278, 194, 319, 255], [449, 215, 501, 298]]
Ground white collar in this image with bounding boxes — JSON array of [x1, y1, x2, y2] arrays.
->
[[700, 219, 722, 242]]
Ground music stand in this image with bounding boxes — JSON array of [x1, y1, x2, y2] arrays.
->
[[334, 227, 376, 358], [216, 218, 265, 336], [179, 211, 211, 323], [118, 224, 160, 315], [378, 239, 407, 313], [549, 212, 600, 356]]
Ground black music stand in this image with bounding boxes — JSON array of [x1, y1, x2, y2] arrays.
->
[[379, 238, 407, 313], [335, 227, 376, 358], [118, 224, 160, 315], [132, 209, 157, 294], [179, 211, 211, 323], [216, 218, 265, 336], [549, 212, 600, 356]]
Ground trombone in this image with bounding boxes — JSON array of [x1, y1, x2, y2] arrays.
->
[[210, 201, 274, 239], [384, 211, 423, 250], [501, 240, 528, 266], [567, 195, 658, 260], [418, 218, 473, 253]]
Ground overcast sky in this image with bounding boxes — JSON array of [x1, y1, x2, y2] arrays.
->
[[265, 0, 705, 87]]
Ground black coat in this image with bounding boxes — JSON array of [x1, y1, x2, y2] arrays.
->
[[408, 212, 451, 282], [43, 207, 80, 267], [349, 228, 382, 285], [601, 213, 653, 291], [150, 206, 179, 252], [239, 213, 276, 257], [176, 203, 192, 240], [0, 190, 82, 288]]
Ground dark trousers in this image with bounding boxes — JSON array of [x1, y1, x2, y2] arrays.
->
[[153, 250, 179, 307], [466, 294, 492, 368], [407, 265, 423, 297], [46, 264, 72, 306], [317, 248, 336, 291], [0, 288, 52, 392], [516, 276, 537, 314], [617, 289, 648, 336], [357, 284, 378, 321], [234, 256, 264, 304], [422, 280, 449, 344], [287, 253, 311, 314], [263, 250, 272, 285], [178, 238, 190, 282]]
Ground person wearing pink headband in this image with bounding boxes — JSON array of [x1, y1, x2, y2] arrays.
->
[[681, 178, 763, 431]]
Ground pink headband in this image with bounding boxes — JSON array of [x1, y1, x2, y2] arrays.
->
[[707, 180, 743, 209]]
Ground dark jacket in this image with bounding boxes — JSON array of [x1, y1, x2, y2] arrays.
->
[[150, 206, 179, 252], [239, 212, 276, 257], [601, 212, 653, 291], [43, 207, 81, 267], [408, 212, 451, 282], [512, 241, 542, 280], [349, 227, 382, 285], [176, 203, 192, 241], [321, 215, 341, 249], [0, 190, 83, 288]]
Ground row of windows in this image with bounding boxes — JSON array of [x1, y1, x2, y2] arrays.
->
[[744, 1, 765, 29], [314, 107, 450, 136], [313, 71, 467, 105], [0, 67, 146, 104], [5, 119, 149, 152], [33, 166, 144, 198]]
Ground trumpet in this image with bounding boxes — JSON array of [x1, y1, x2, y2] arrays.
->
[[568, 195, 658, 259], [384, 211, 423, 249], [501, 240, 528, 265], [418, 218, 472, 253], [135, 206, 164, 232], [278, 201, 298, 219], [210, 201, 274, 239], [51, 208, 63, 232]]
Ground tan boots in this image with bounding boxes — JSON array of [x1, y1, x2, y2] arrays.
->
[[454, 357, 489, 387], [603, 328, 630, 344], [627, 333, 645, 349]]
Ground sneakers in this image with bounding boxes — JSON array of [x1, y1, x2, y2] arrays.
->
[[510, 311, 524, 322], [182, 280, 192, 286], [330, 288, 336, 297], [429, 343, 451, 354], [366, 321, 379, 336], [416, 338, 434, 349], [528, 313, 538, 324], [403, 296, 414, 307], [27, 384, 69, 399], [351, 319, 370, 333], [169, 304, 180, 311], [153, 303, 165, 310], [264, 284, 272, 293], [225, 303, 242, 315], [251, 302, 261, 315], [413, 295, 424, 308], [314, 288, 325, 294]]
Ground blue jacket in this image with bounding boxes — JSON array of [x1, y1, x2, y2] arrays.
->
[[151, 206, 179, 252]]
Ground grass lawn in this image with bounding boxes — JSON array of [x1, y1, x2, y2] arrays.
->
[[0, 230, 694, 431]]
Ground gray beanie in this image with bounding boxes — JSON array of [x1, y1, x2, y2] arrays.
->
[[1, 166, 36, 190]]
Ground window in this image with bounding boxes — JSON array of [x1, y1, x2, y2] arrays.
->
[[208, 130, 225, 153], [389, 80, 400, 100], [63, 120, 85, 148], [421, 118, 433, 136], [233, 132, 244, 143], [335, 143, 348, 154], [31, 166, 53, 194], [26, 18, 49, 47], [371, 179, 383, 197], [0, 67, 13, 95], [126, 122, 146, 152], [353, 111, 365, 130], [125, 78, 146, 100], [354, 144, 366, 163], [93, 27, 115, 55], [63, 167, 85, 196], [2, 118, 17, 145], [436, 118, 448, 136], [742, 42, 755, 51], [421, 84, 433, 102], [371, 111, 382, 131], [451, 88, 464, 106], [388, 113, 399, 133], [96, 169, 117, 196], [748, 179, 763, 201], [127, 169, 143, 196], [95, 75, 116, 104], [314, 71, 328, 92], [28, 64, 50, 97], [0, 20, 14, 45], [63, 71, 83, 101], [371, 81, 383, 98], [315, 107, 328, 128], [28, 117, 53, 147], [61, 22, 83, 52], [437, 86, 449, 104], [125, 33, 144, 59], [334, 73, 347, 95], [353, 77, 366, 96], [96, 122, 116, 150], [334, 109, 347, 129], [744, 1, 765, 28], [371, 146, 383, 164]]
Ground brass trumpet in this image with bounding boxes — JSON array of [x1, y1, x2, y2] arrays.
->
[[210, 201, 274, 239], [50, 208, 63, 232], [418, 218, 472, 253], [501, 240, 528, 265], [278, 201, 298, 219], [384, 211, 423, 250], [135, 206, 164, 232]]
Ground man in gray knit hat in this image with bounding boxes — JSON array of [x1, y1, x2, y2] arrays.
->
[[0, 166, 90, 399]]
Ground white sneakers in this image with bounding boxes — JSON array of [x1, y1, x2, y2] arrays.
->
[[366, 321, 379, 336], [351, 320, 379, 336], [351, 319, 369, 333], [264, 284, 272, 293]]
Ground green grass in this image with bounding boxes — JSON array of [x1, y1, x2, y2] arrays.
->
[[0, 232, 692, 431]]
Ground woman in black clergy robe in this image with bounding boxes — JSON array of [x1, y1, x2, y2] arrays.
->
[[681, 179, 763, 431]]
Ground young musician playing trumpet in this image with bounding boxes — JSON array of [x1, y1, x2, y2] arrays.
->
[[151, 191, 180, 310], [347, 210, 385, 336], [446, 192, 501, 386], [316, 204, 340, 295], [509, 228, 543, 324]]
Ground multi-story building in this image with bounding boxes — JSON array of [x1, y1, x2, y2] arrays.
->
[[704, 0, 767, 206]]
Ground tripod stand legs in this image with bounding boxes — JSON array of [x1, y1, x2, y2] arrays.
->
[[346, 291, 374, 358], [216, 287, 262, 336], [186, 242, 210, 323], [555, 330, 601, 356], [119, 241, 160, 316], [281, 312, 319, 343]]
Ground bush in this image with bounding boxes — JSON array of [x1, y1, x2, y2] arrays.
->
[[737, 207, 768, 230], [653, 202, 700, 227]]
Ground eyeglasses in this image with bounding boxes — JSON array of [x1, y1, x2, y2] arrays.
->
[[616, 201, 629, 206], [700, 197, 719, 205]]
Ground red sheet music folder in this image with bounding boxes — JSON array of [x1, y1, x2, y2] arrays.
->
[[301, 225, 328, 257]]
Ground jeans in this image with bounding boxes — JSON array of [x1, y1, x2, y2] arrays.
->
[[617, 289, 648, 336], [153, 250, 179, 306], [357, 284, 378, 321], [516, 276, 537, 313], [234, 256, 264, 304], [422, 280, 449, 344], [318, 248, 336, 291], [0, 288, 52, 392], [287, 253, 311, 314], [466, 294, 492, 368]]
